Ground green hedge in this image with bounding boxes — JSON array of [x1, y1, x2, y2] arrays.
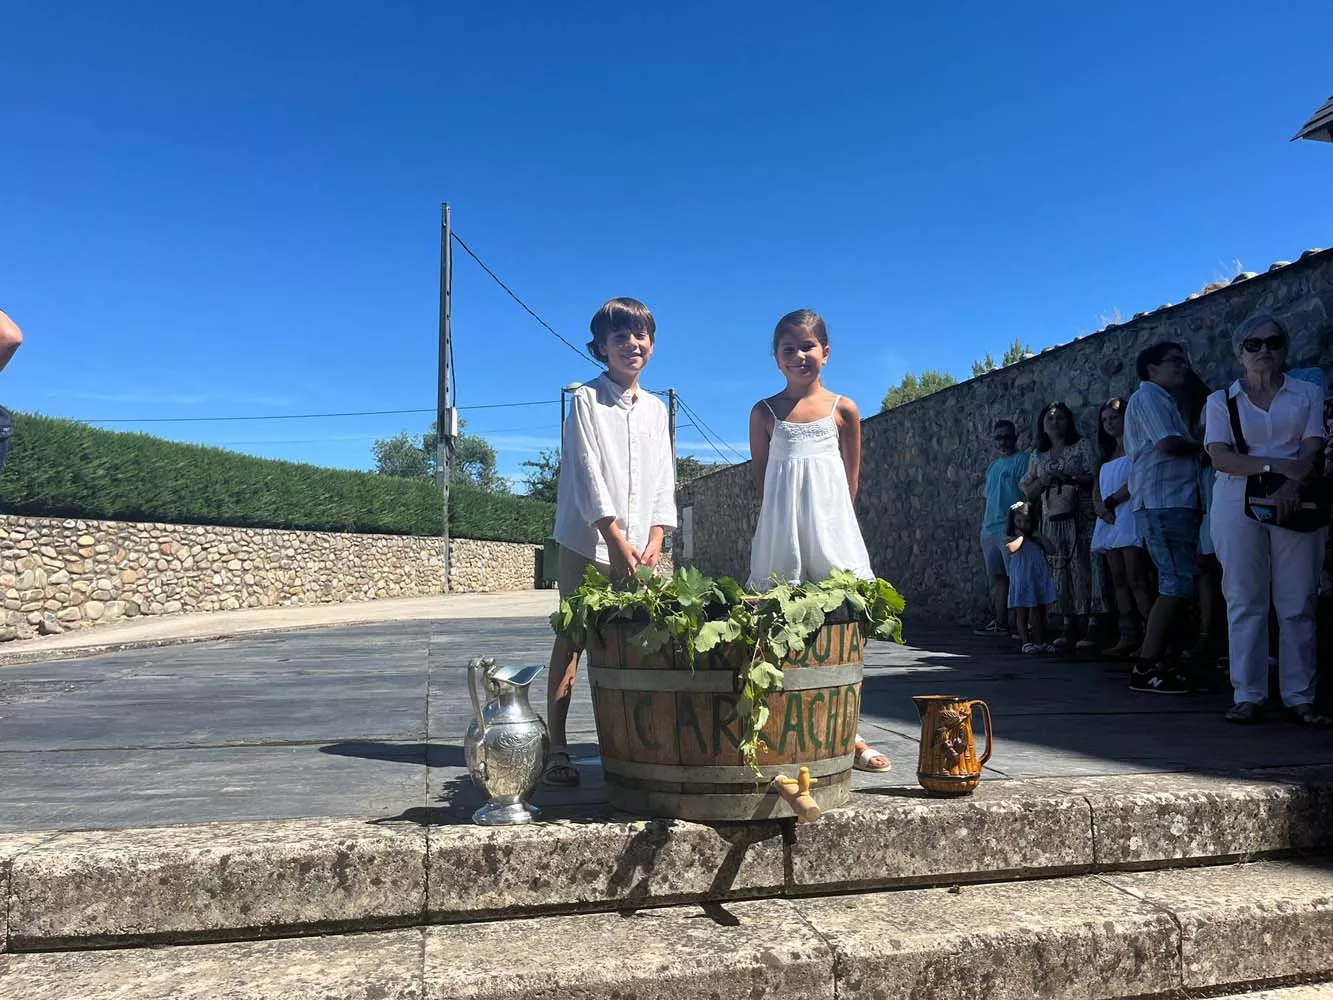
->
[[0, 413, 555, 543]]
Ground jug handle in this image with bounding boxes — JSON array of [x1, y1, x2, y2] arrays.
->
[[468, 657, 489, 739], [968, 699, 993, 766]]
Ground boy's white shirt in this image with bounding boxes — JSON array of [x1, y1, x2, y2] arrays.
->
[[554, 373, 678, 564]]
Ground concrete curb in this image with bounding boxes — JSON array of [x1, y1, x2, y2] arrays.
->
[[3, 861, 1333, 999], [4, 769, 1331, 952]]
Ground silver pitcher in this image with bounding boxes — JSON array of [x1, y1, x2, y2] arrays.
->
[[464, 657, 549, 826]]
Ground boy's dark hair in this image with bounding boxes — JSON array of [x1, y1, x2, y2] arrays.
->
[[771, 309, 829, 355], [588, 297, 656, 362], [1033, 401, 1081, 452], [1095, 398, 1127, 462], [1135, 341, 1186, 382], [1006, 500, 1034, 537], [993, 419, 1016, 435]]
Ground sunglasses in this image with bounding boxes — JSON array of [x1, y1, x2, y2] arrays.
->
[[1241, 335, 1287, 353]]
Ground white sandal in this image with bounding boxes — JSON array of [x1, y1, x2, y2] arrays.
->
[[852, 740, 892, 772]]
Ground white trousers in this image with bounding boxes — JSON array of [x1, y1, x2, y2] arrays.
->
[[1211, 477, 1327, 707]]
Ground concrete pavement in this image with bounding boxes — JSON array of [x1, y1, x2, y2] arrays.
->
[[0, 590, 560, 665]]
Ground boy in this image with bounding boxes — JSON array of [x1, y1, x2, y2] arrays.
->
[[974, 419, 1028, 636], [544, 297, 677, 787]]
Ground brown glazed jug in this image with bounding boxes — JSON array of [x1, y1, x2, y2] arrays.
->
[[913, 695, 993, 795]]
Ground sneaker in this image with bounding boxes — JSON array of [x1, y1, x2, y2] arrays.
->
[[973, 621, 1006, 637], [1051, 636, 1071, 650], [1075, 637, 1100, 653], [1022, 642, 1043, 655], [1041, 643, 1058, 654], [1129, 662, 1188, 695]]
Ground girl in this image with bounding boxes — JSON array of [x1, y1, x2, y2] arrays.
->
[[1005, 501, 1058, 654], [1091, 398, 1154, 658], [1020, 402, 1099, 651], [748, 309, 888, 773]]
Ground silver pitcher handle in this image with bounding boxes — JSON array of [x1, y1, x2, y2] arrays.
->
[[467, 657, 493, 739]]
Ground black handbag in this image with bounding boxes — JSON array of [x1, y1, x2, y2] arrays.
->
[[1226, 393, 1329, 533]]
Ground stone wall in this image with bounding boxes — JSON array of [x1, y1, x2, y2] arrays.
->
[[0, 514, 540, 640], [678, 248, 1333, 624]]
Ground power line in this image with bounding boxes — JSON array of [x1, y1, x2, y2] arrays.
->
[[450, 230, 597, 367], [674, 394, 746, 464], [80, 400, 558, 424]]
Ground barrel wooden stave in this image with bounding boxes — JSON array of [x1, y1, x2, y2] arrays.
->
[[589, 619, 864, 821]]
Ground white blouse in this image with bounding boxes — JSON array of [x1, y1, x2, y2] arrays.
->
[[1204, 376, 1325, 480], [553, 374, 678, 564]]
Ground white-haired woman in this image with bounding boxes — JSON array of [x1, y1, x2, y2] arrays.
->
[[1204, 314, 1328, 724]]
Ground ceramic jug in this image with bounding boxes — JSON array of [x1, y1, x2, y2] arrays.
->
[[464, 657, 549, 825], [913, 694, 993, 796]]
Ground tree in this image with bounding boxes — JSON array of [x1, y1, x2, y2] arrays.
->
[[520, 449, 560, 503], [881, 370, 957, 411], [971, 338, 1035, 376], [970, 353, 997, 377], [1001, 338, 1033, 367], [372, 419, 507, 493], [677, 455, 720, 484]]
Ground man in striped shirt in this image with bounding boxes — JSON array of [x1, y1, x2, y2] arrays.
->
[[1123, 341, 1204, 695]]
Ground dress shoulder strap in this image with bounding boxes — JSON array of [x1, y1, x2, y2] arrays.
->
[[828, 394, 842, 417], [760, 398, 778, 421]]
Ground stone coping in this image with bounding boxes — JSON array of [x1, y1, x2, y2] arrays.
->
[[4, 860, 1333, 999], [2, 769, 1331, 952]]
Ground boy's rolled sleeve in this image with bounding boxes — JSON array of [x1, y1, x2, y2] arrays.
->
[[651, 412, 678, 530], [566, 396, 617, 527]]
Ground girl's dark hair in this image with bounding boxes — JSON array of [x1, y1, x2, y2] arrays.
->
[[1095, 398, 1127, 462], [1006, 500, 1035, 537], [1181, 370, 1212, 433], [771, 309, 829, 355], [588, 297, 656, 362], [1034, 401, 1081, 452]]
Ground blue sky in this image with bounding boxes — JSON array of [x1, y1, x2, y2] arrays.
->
[[3, 2, 1331, 487]]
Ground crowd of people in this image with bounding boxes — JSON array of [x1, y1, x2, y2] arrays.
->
[[978, 315, 1332, 723]]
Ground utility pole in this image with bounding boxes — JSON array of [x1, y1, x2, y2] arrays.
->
[[667, 388, 678, 473], [437, 203, 456, 593]]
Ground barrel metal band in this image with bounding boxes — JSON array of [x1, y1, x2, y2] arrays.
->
[[600, 755, 853, 783], [587, 664, 862, 693]]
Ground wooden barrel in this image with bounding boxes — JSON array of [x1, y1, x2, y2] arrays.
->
[[585, 613, 864, 821]]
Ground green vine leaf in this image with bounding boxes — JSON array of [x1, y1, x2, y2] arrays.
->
[[549, 565, 907, 770]]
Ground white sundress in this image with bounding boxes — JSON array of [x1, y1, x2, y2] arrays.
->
[[747, 396, 874, 590], [1090, 455, 1143, 554]]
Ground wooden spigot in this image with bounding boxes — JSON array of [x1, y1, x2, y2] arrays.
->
[[773, 766, 821, 824]]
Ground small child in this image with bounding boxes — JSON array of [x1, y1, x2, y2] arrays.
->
[[1005, 501, 1058, 654], [543, 297, 677, 787], [748, 308, 889, 773]]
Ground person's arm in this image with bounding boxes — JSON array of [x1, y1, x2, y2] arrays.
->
[[1157, 436, 1203, 457], [1201, 388, 1308, 479], [566, 393, 639, 576], [1020, 452, 1046, 500], [640, 408, 679, 569], [836, 396, 863, 504], [748, 401, 772, 501], [1004, 535, 1024, 555], [0, 311, 23, 374]]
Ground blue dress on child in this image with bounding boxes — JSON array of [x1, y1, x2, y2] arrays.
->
[[1007, 535, 1057, 609]]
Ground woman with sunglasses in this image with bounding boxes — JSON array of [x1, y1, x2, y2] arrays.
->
[[1204, 314, 1328, 725]]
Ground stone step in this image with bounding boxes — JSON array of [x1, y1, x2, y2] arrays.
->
[[3, 859, 1333, 999], [3, 769, 1330, 952]]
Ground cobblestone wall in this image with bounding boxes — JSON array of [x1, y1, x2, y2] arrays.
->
[[0, 515, 539, 640], [678, 249, 1333, 624]]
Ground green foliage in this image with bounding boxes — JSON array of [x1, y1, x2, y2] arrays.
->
[[1001, 338, 1034, 367], [880, 370, 957, 411], [520, 449, 560, 503], [676, 455, 722, 483], [0, 413, 553, 542], [552, 566, 906, 769], [373, 419, 508, 494]]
